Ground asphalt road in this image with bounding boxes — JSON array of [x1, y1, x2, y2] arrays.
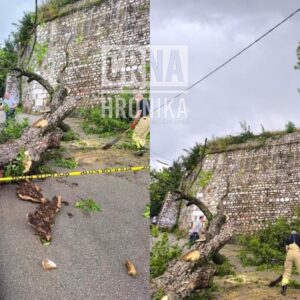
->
[[0, 112, 150, 300], [0, 169, 150, 300]]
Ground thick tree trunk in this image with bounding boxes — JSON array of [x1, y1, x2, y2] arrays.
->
[[152, 172, 234, 299], [0, 95, 79, 170], [151, 225, 234, 299]]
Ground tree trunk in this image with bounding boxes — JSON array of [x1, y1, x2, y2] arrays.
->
[[0, 95, 80, 170], [151, 225, 234, 299]]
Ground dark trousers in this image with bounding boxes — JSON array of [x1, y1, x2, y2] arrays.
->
[[189, 232, 199, 244], [5, 108, 15, 121]]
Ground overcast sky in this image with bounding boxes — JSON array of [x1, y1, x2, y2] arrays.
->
[[0, 1, 35, 45], [151, 0, 300, 169]]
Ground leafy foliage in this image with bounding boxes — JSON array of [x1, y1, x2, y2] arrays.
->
[[33, 42, 49, 66], [143, 204, 150, 218], [0, 118, 29, 144], [55, 157, 78, 169], [54, 157, 77, 169], [285, 121, 297, 133], [215, 258, 236, 277], [181, 143, 205, 171], [239, 208, 300, 269], [0, 40, 17, 96], [150, 232, 181, 279], [80, 89, 135, 137], [198, 170, 213, 188], [295, 42, 300, 70], [4, 149, 26, 177], [62, 130, 79, 141], [151, 226, 159, 238], [38, 0, 81, 21], [12, 12, 35, 50], [75, 198, 102, 212]]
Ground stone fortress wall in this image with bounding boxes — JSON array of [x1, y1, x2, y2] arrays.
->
[[8, 0, 149, 112], [158, 132, 300, 233]]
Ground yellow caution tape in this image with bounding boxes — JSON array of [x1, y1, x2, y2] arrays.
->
[[0, 165, 150, 182]]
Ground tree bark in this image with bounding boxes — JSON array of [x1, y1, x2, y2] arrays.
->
[[152, 167, 234, 298], [27, 195, 62, 241], [151, 225, 235, 299], [0, 95, 80, 169]]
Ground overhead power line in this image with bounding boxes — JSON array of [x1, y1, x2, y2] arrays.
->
[[152, 7, 300, 113], [151, 7, 300, 163]]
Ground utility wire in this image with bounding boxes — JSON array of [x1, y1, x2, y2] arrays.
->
[[151, 7, 300, 163], [151, 7, 300, 113]]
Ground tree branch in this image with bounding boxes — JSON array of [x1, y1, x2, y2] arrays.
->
[[13, 68, 54, 97], [173, 190, 213, 221], [27, 0, 38, 64]]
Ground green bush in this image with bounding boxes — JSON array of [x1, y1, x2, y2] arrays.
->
[[4, 150, 26, 177], [151, 226, 159, 238], [62, 130, 79, 141], [239, 208, 300, 268], [150, 233, 181, 278], [55, 157, 78, 169], [285, 121, 297, 133], [215, 258, 236, 277], [0, 118, 29, 144], [80, 90, 135, 137]]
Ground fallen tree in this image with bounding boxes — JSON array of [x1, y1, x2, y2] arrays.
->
[[151, 144, 236, 299], [0, 36, 79, 173]]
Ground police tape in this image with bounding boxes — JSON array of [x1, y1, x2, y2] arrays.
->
[[0, 165, 150, 183]]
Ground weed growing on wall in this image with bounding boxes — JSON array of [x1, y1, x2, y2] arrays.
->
[[198, 170, 213, 188]]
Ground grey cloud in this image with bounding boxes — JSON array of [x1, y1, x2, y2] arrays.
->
[[151, 0, 300, 168]]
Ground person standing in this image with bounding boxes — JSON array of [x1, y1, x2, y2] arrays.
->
[[131, 93, 150, 156], [0, 92, 17, 122], [280, 230, 300, 296], [189, 215, 205, 244]]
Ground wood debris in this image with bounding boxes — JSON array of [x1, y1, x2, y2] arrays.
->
[[17, 181, 47, 204]]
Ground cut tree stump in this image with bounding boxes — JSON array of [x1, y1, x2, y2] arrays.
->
[[17, 180, 47, 204], [27, 195, 62, 241]]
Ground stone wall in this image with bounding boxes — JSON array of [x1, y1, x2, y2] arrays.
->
[[16, 0, 149, 112], [157, 192, 180, 230], [161, 132, 300, 233]]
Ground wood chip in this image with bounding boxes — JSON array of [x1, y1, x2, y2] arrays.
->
[[17, 181, 47, 204], [125, 260, 137, 276]]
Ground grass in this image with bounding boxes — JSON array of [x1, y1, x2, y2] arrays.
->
[[55, 157, 78, 169], [75, 198, 102, 212]]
